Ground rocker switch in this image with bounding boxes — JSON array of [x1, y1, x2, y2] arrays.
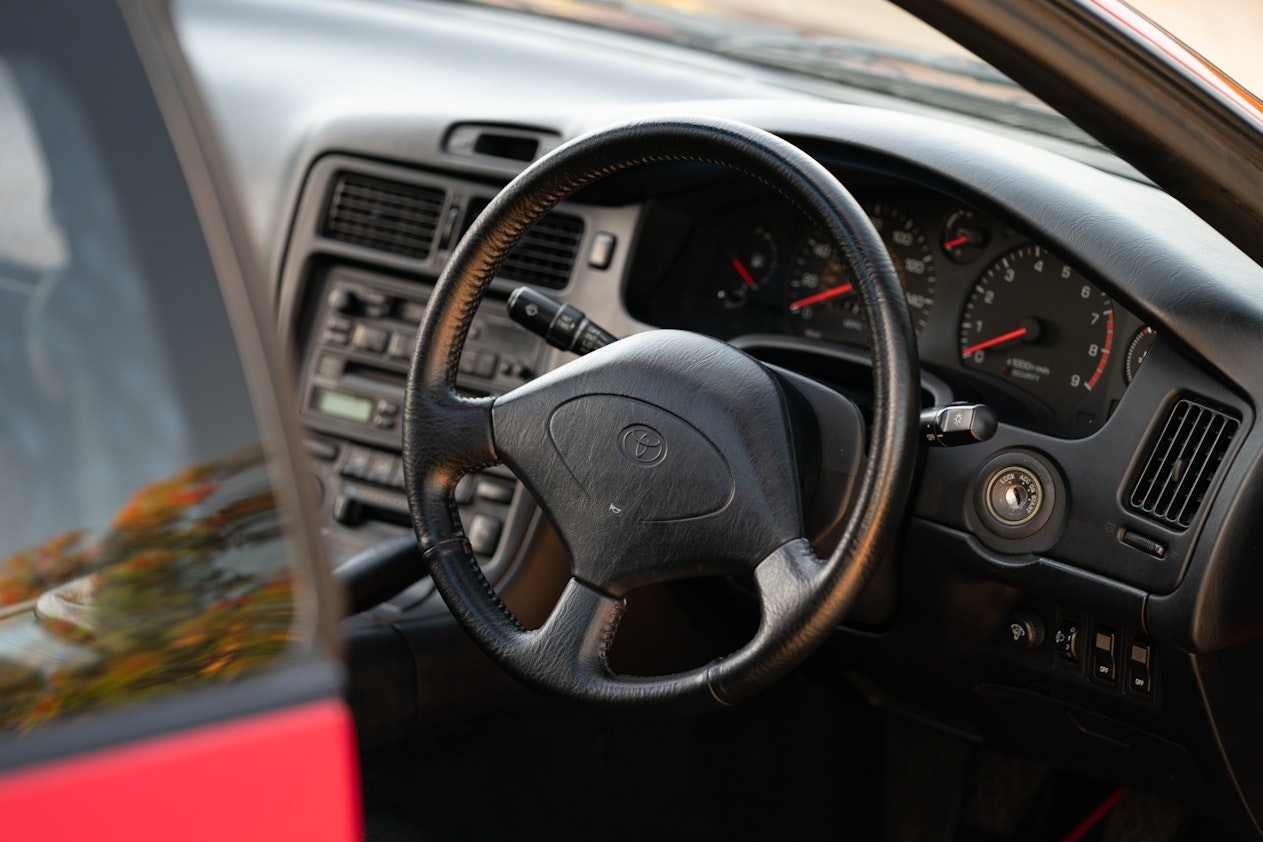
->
[[1127, 641, 1153, 695], [1091, 628, 1118, 682]]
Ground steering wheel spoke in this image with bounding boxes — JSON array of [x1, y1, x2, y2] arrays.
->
[[401, 392, 497, 551], [517, 578, 626, 685]]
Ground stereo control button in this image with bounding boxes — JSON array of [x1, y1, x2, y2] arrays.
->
[[352, 324, 389, 354], [388, 332, 417, 360], [477, 480, 515, 504], [454, 474, 476, 506], [303, 438, 340, 462], [473, 353, 498, 379], [468, 515, 503, 557], [368, 452, 395, 485], [360, 289, 390, 318], [341, 446, 373, 480], [316, 355, 344, 378], [327, 287, 357, 313]]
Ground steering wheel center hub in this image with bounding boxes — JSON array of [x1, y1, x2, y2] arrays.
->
[[493, 330, 804, 596]]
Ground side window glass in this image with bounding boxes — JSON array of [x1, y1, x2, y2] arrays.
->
[[0, 53, 301, 732]]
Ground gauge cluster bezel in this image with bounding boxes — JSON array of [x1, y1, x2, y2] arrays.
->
[[625, 169, 1148, 438]]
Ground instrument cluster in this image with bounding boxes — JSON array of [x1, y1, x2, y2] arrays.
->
[[630, 181, 1151, 438]]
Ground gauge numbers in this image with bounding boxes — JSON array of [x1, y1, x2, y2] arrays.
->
[[787, 204, 936, 338], [960, 245, 1114, 415]]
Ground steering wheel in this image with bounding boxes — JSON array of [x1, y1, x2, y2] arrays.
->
[[403, 117, 919, 709]]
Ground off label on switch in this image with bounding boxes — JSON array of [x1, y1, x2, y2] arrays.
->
[[1091, 628, 1117, 682]]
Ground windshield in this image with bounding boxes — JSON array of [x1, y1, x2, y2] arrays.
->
[[456, 0, 1263, 130]]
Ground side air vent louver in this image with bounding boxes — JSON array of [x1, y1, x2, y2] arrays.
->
[[323, 173, 445, 260], [1129, 398, 1239, 529], [498, 212, 584, 289]]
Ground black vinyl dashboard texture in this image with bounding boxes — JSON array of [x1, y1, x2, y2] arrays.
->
[[179, 0, 1263, 834]]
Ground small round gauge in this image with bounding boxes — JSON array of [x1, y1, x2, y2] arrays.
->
[[941, 208, 990, 263], [959, 244, 1115, 415], [715, 222, 779, 307], [1124, 326, 1156, 383], [787, 204, 936, 336]]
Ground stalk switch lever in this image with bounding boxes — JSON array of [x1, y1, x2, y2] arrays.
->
[[920, 401, 997, 447], [507, 286, 616, 356]]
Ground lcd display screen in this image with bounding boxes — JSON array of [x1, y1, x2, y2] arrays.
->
[[312, 387, 373, 423]]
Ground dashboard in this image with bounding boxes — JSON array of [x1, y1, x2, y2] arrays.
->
[[178, 0, 1263, 835]]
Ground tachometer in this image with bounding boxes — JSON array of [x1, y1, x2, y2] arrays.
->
[[959, 245, 1114, 415]]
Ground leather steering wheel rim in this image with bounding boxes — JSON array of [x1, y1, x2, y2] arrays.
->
[[403, 116, 919, 710]]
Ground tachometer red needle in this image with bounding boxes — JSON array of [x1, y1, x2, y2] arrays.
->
[[790, 283, 854, 311], [943, 235, 970, 249], [961, 326, 1028, 357], [731, 258, 757, 289]]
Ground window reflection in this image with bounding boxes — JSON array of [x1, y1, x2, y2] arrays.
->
[[0, 447, 295, 731], [0, 56, 298, 732]]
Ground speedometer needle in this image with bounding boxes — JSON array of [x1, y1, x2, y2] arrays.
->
[[732, 258, 758, 289], [790, 283, 854, 311], [960, 326, 1028, 357]]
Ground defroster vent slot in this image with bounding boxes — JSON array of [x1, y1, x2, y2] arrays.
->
[[1129, 398, 1239, 529], [324, 173, 445, 260]]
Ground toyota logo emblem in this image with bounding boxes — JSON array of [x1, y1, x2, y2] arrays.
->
[[620, 425, 666, 465]]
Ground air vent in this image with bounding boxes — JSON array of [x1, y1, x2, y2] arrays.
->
[[323, 173, 445, 260], [498, 212, 585, 289], [1129, 398, 1239, 529]]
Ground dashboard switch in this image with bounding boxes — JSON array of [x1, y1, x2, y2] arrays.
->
[[327, 286, 357, 314], [454, 474, 476, 506], [1007, 611, 1045, 649], [588, 232, 617, 269], [468, 514, 503, 557], [352, 324, 389, 354], [1118, 527, 1167, 559], [477, 480, 515, 504], [1127, 641, 1153, 695], [1054, 618, 1081, 663], [1092, 628, 1118, 682], [333, 493, 362, 526]]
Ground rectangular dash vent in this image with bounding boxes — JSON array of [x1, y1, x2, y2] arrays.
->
[[323, 173, 445, 260], [498, 211, 585, 289], [1129, 398, 1239, 529]]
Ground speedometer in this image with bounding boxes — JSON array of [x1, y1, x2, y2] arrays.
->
[[787, 203, 936, 339], [959, 245, 1114, 416]]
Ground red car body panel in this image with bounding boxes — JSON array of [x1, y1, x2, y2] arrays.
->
[[0, 699, 361, 841]]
